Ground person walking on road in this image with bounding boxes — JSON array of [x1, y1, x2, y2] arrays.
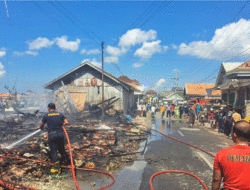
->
[[39, 103, 70, 174], [171, 104, 175, 118], [151, 104, 156, 118], [174, 104, 180, 119], [189, 108, 196, 127], [196, 103, 201, 120], [200, 110, 205, 126], [166, 104, 171, 118], [160, 104, 166, 118], [212, 121, 250, 190], [179, 104, 183, 119], [217, 108, 224, 133], [142, 103, 147, 117], [138, 103, 142, 117]]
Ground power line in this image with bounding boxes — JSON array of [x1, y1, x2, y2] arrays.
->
[[48, 1, 100, 45], [179, 1, 248, 80]]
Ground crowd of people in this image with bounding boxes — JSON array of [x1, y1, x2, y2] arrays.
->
[[137, 102, 192, 119], [137, 102, 249, 133]]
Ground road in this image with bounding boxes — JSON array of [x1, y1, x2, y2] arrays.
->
[[137, 117, 234, 190]]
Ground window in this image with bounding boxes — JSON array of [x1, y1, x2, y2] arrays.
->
[[97, 87, 100, 94]]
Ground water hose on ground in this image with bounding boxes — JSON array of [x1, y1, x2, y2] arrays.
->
[[136, 122, 215, 190], [1, 120, 216, 190], [0, 126, 115, 190]]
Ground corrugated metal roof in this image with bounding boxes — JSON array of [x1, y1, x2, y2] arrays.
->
[[43, 61, 132, 90], [222, 62, 243, 73]]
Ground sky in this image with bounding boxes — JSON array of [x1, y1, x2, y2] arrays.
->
[[0, 1, 250, 94]]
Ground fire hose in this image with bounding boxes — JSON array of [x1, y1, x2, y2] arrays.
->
[[0, 126, 115, 190], [138, 123, 216, 190], [1, 122, 216, 190]]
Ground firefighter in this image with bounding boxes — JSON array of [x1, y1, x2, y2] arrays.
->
[[39, 103, 70, 174]]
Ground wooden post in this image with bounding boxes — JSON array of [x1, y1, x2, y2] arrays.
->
[[101, 41, 105, 121]]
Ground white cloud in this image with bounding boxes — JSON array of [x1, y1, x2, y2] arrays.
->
[[132, 63, 143, 68], [82, 58, 101, 68], [0, 48, 6, 57], [87, 49, 101, 55], [25, 51, 39, 56], [0, 62, 6, 78], [178, 18, 250, 60], [106, 45, 124, 56], [119, 29, 157, 47], [55, 36, 80, 52], [105, 56, 118, 63], [27, 37, 54, 50], [13, 51, 38, 56], [163, 46, 169, 52], [134, 40, 162, 58], [156, 79, 165, 87], [80, 49, 86, 54]]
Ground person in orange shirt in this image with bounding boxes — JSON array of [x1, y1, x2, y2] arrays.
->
[[160, 105, 166, 118]]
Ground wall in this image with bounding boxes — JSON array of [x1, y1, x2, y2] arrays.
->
[[51, 65, 125, 111]]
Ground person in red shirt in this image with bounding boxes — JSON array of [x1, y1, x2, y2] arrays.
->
[[212, 120, 250, 190]]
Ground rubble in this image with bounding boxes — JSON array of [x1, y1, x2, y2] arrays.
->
[[0, 110, 149, 189]]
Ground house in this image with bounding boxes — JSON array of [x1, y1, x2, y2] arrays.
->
[[43, 61, 135, 114], [184, 83, 221, 101], [163, 92, 185, 104], [146, 90, 157, 96], [172, 87, 184, 93], [214, 61, 250, 115], [118, 76, 145, 103]]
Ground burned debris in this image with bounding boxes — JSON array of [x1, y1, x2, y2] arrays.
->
[[0, 93, 148, 189]]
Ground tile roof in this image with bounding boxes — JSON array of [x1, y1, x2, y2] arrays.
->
[[211, 90, 222, 96], [118, 76, 140, 85], [146, 90, 157, 94], [185, 83, 221, 96], [237, 60, 250, 69]]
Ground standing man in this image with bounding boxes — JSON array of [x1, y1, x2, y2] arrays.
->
[[171, 104, 175, 118], [196, 103, 201, 121], [39, 103, 70, 174], [138, 103, 142, 117], [179, 104, 183, 119], [189, 108, 196, 128], [166, 104, 171, 118], [212, 121, 250, 190], [142, 103, 147, 117], [231, 109, 242, 137]]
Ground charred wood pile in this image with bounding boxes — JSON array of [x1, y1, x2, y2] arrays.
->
[[0, 99, 149, 189]]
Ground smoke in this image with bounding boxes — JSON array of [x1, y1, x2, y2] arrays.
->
[[19, 92, 54, 112]]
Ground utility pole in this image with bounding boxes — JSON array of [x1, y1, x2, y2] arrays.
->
[[101, 41, 105, 121], [171, 70, 179, 92]]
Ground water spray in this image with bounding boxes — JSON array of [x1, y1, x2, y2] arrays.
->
[[4, 129, 41, 149]]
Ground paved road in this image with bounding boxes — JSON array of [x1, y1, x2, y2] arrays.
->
[[138, 117, 234, 190]]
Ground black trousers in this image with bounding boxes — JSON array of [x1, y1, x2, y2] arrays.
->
[[48, 136, 69, 163], [167, 110, 171, 118]]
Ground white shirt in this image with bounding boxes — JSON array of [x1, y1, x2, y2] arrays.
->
[[151, 106, 156, 113], [138, 104, 142, 111]]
